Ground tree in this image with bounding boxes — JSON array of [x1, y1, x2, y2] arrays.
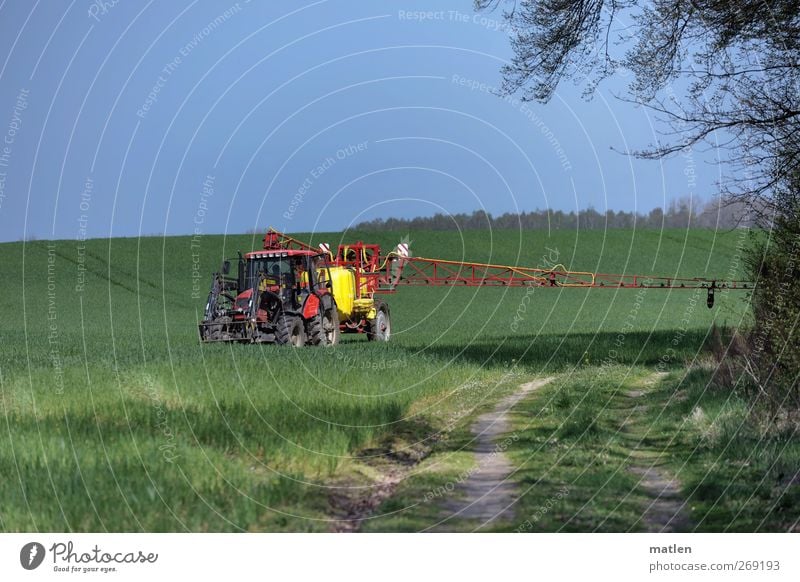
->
[[475, 0, 800, 414], [475, 0, 800, 218], [742, 169, 800, 414]]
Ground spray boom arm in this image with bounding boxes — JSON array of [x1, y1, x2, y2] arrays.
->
[[263, 228, 753, 308]]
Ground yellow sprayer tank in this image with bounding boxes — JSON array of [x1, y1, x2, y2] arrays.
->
[[327, 266, 356, 320]]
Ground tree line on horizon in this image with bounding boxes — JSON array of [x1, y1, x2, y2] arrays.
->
[[354, 197, 752, 231]]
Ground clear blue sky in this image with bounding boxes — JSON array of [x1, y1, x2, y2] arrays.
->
[[0, 0, 722, 242]]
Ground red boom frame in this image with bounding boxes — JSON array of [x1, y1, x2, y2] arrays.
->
[[261, 228, 754, 300], [381, 256, 752, 291]]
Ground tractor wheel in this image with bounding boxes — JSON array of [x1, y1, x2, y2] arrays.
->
[[323, 308, 341, 346], [275, 314, 305, 347], [306, 308, 340, 346], [366, 301, 391, 341], [305, 314, 324, 345]]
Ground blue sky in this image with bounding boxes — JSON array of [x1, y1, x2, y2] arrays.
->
[[0, 0, 722, 242]]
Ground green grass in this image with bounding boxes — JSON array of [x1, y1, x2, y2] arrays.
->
[[504, 367, 693, 532], [372, 366, 799, 532], [367, 366, 663, 532], [643, 368, 800, 532], [502, 366, 800, 532], [0, 228, 757, 531]]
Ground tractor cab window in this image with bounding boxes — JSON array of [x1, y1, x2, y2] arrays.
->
[[293, 257, 315, 293], [292, 257, 305, 284], [245, 255, 319, 296], [312, 255, 331, 291], [246, 257, 293, 291]]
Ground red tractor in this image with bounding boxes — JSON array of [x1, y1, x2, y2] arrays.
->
[[198, 249, 340, 346]]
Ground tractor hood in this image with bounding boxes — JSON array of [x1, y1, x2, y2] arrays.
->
[[235, 288, 253, 310]]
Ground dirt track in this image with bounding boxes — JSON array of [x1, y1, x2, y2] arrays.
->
[[435, 378, 554, 529]]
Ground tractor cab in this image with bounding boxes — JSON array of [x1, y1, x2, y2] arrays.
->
[[239, 250, 329, 320]]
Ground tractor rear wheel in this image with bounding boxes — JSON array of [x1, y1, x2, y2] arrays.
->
[[275, 314, 305, 347], [307, 308, 340, 346], [366, 301, 391, 341]]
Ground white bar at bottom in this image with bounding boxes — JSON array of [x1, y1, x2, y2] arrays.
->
[[1, 533, 797, 581]]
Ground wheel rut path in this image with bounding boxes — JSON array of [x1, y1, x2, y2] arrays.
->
[[624, 373, 693, 532], [436, 378, 554, 529]]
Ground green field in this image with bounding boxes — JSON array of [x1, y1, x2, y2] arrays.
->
[[4, 227, 790, 532]]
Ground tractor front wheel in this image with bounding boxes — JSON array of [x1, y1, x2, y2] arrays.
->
[[366, 301, 391, 342], [275, 314, 305, 347], [306, 307, 340, 346]]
